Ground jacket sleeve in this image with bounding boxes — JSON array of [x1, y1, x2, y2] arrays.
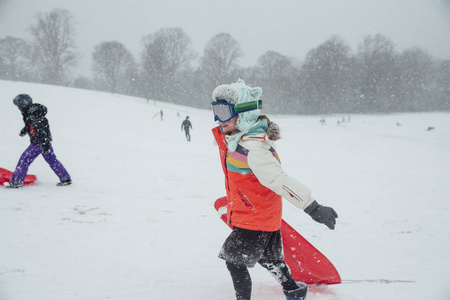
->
[[247, 141, 315, 210]]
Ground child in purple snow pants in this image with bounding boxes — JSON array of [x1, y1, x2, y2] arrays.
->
[[8, 94, 72, 188], [11, 144, 70, 185]]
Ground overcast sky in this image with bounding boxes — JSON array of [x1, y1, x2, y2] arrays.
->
[[1, 0, 450, 77]]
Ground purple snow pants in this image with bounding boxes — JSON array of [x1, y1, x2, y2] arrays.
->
[[11, 143, 71, 185]]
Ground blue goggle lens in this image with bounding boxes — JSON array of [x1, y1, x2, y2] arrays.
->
[[211, 102, 236, 122], [211, 100, 263, 122]]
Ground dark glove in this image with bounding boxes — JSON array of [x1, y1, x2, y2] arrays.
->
[[41, 144, 51, 154], [19, 127, 27, 137], [304, 201, 338, 230]]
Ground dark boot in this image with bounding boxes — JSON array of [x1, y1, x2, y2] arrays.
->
[[57, 178, 72, 186], [283, 282, 308, 300], [4, 182, 23, 189]]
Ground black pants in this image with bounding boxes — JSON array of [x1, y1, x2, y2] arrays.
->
[[226, 260, 299, 300], [219, 227, 284, 267], [184, 130, 190, 141]]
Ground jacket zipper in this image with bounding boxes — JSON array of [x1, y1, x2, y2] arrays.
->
[[238, 188, 256, 211], [282, 185, 305, 203]]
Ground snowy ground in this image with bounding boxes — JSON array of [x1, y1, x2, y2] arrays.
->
[[1, 80, 450, 300]]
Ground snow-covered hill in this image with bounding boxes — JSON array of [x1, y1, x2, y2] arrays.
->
[[1, 80, 449, 300]]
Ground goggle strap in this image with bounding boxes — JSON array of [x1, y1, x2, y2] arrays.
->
[[234, 100, 263, 114]]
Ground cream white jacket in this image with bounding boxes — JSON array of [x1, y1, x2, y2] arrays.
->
[[225, 120, 315, 210]]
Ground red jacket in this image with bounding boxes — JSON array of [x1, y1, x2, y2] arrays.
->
[[212, 126, 283, 231], [212, 119, 316, 231]]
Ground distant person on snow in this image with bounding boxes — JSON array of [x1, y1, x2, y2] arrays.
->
[[320, 117, 326, 125], [181, 116, 192, 141], [160, 109, 163, 121], [6, 94, 72, 188], [211, 79, 338, 300]]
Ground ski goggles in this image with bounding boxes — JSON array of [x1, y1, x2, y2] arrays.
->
[[211, 100, 263, 122]]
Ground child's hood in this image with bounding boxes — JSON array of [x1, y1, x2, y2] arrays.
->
[[262, 116, 281, 141], [246, 115, 281, 141], [224, 115, 281, 150]]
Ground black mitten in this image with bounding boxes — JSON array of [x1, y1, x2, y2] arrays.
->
[[19, 127, 27, 137], [304, 201, 338, 230]]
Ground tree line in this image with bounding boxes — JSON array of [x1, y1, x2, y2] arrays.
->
[[1, 8, 449, 114]]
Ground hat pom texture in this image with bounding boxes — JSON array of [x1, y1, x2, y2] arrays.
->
[[213, 79, 262, 152]]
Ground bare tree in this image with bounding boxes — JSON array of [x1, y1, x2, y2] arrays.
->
[[255, 50, 294, 114], [432, 59, 450, 111], [141, 27, 195, 102], [29, 8, 78, 85], [356, 34, 399, 112], [193, 33, 243, 108], [0, 36, 32, 81], [92, 41, 136, 94], [300, 36, 353, 113], [200, 33, 243, 84], [257, 50, 292, 79], [397, 47, 434, 111]]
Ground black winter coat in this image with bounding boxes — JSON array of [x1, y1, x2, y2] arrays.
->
[[181, 120, 192, 131], [20, 103, 52, 152]]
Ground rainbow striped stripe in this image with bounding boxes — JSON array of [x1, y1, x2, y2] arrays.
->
[[226, 144, 281, 174], [270, 147, 281, 163], [226, 144, 251, 174]]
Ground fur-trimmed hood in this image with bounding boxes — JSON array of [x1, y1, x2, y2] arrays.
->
[[225, 115, 281, 150], [260, 115, 281, 141], [244, 115, 281, 141]]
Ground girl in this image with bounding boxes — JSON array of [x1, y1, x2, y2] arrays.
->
[[211, 80, 338, 300]]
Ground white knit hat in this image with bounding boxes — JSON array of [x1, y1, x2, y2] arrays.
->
[[212, 79, 262, 151]]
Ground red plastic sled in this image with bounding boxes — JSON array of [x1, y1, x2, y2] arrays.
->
[[0, 167, 37, 186], [214, 197, 341, 285]]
